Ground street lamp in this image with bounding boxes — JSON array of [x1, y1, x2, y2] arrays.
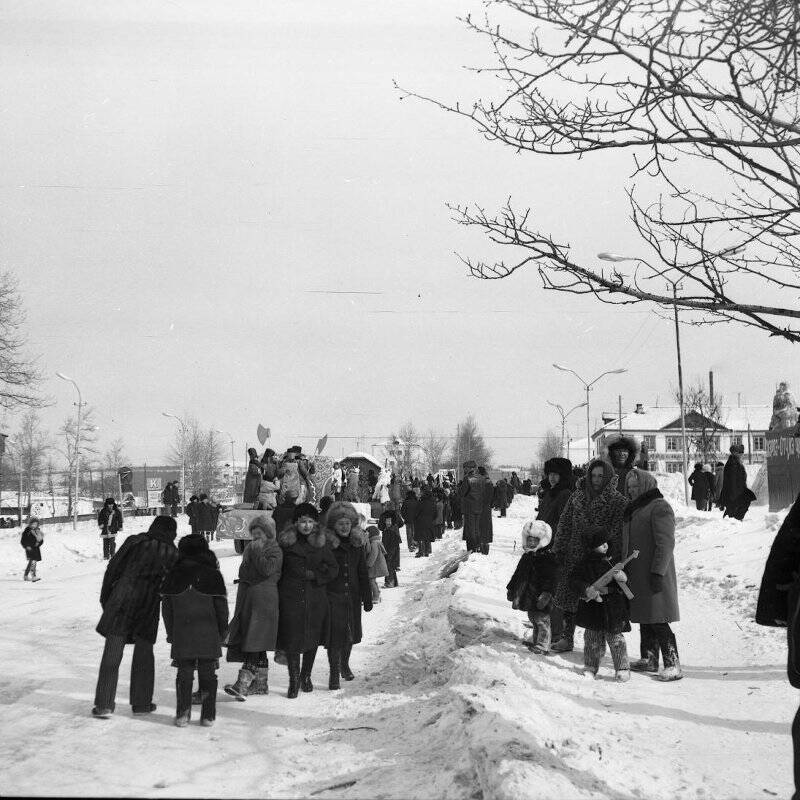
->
[[163, 412, 187, 512], [598, 251, 690, 504], [552, 364, 627, 463], [547, 400, 588, 458], [215, 430, 237, 495], [56, 372, 83, 529]]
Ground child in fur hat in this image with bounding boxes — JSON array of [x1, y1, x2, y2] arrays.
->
[[365, 525, 389, 603], [161, 534, 229, 727], [506, 520, 559, 654], [570, 527, 631, 681], [377, 509, 402, 588]]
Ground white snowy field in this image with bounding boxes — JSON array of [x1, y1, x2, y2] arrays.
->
[[0, 491, 795, 799]]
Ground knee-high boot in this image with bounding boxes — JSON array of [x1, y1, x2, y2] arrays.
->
[[286, 653, 301, 699], [300, 648, 317, 693], [327, 649, 341, 690], [340, 643, 354, 681]]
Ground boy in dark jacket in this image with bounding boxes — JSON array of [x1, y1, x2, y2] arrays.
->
[[161, 534, 229, 727], [21, 517, 44, 582], [378, 509, 402, 588], [570, 528, 631, 682], [506, 520, 559, 653]]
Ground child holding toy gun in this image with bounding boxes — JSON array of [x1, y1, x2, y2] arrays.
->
[[570, 526, 636, 682]]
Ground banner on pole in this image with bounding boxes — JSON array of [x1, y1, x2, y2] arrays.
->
[[315, 434, 328, 455], [257, 424, 270, 446]]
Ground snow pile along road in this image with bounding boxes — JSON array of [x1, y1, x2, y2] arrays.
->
[[0, 493, 795, 799]]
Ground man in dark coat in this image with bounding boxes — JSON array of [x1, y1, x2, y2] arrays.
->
[[478, 466, 494, 555], [400, 490, 419, 553], [243, 448, 263, 505], [413, 486, 436, 558], [493, 478, 511, 517], [688, 463, 712, 511], [719, 444, 754, 519], [605, 435, 640, 488], [756, 493, 800, 798], [92, 515, 179, 718], [459, 460, 485, 553]]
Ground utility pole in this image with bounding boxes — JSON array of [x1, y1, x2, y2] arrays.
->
[[57, 372, 83, 529], [672, 284, 690, 506], [618, 396, 623, 434]]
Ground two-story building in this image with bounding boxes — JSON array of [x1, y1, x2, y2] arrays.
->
[[591, 403, 770, 472]]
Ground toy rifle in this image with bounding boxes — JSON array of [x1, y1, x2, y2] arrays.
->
[[587, 550, 639, 601]]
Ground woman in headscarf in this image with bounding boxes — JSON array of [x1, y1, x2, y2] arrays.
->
[[550, 458, 627, 653], [622, 469, 682, 681]]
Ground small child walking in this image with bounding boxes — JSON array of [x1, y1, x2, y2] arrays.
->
[[365, 525, 389, 603], [506, 520, 559, 653], [161, 534, 229, 727], [21, 517, 44, 582], [570, 528, 631, 682], [378, 509, 401, 588]]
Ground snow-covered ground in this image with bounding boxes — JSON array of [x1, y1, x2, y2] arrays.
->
[[0, 489, 794, 799]]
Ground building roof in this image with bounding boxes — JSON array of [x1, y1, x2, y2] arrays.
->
[[594, 404, 771, 438], [341, 451, 384, 469]]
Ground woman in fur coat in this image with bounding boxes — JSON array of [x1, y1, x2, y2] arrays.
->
[[551, 459, 627, 653], [276, 503, 339, 698], [97, 498, 124, 560], [224, 515, 283, 700], [21, 517, 44, 582], [323, 502, 373, 689]]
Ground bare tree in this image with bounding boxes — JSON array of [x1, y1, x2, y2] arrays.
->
[[58, 406, 99, 517], [44, 458, 59, 516], [387, 422, 423, 477], [536, 429, 564, 467], [0, 272, 44, 408], [423, 430, 449, 474], [104, 438, 128, 472], [675, 381, 725, 462], [447, 415, 493, 470], [11, 411, 51, 507], [402, 0, 800, 342], [168, 416, 224, 496]]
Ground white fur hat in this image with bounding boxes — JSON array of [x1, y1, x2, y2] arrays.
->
[[521, 520, 552, 551]]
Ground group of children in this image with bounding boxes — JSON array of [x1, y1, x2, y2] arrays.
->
[[507, 519, 632, 681]]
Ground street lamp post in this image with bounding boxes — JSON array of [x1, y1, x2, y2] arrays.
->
[[547, 400, 588, 457], [163, 412, 187, 512], [215, 430, 237, 498], [552, 365, 627, 463], [598, 252, 690, 504], [56, 372, 83, 529]]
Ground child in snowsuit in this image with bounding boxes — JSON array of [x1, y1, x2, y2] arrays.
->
[[21, 517, 44, 582], [378, 509, 402, 588], [161, 534, 229, 727], [506, 520, 559, 653], [365, 525, 389, 603], [570, 527, 631, 681]]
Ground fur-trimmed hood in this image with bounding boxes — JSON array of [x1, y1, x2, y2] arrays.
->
[[278, 522, 327, 550], [249, 514, 276, 541], [604, 435, 640, 469], [324, 526, 368, 549]]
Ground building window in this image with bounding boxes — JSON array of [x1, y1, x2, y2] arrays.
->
[[752, 435, 765, 451], [642, 435, 656, 451], [666, 436, 682, 452], [665, 461, 683, 473], [731, 434, 742, 447]]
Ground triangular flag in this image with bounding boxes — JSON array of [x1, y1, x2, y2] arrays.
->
[[315, 434, 328, 455], [257, 424, 270, 446]]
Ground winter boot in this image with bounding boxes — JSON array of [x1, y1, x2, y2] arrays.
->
[[23, 573, 30, 581], [615, 669, 631, 683], [199, 677, 217, 724], [657, 662, 683, 681], [249, 665, 269, 695], [300, 648, 317, 693], [551, 637, 573, 653], [287, 654, 301, 699], [175, 711, 190, 727], [224, 668, 254, 701], [340, 644, 354, 681], [630, 655, 659, 672], [328, 650, 341, 691], [91, 706, 113, 718]]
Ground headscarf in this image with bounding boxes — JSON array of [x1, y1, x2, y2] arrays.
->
[[584, 458, 616, 500]]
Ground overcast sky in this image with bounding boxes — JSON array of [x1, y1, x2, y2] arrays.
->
[[0, 0, 792, 469]]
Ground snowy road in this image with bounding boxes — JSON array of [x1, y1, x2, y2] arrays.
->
[[0, 496, 795, 799]]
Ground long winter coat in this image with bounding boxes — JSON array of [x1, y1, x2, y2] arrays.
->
[[688, 467, 709, 504], [720, 454, 748, 514], [378, 516, 401, 572], [413, 494, 437, 543], [366, 529, 389, 579], [459, 473, 485, 545], [552, 459, 627, 613], [537, 459, 574, 533], [161, 552, 229, 660], [96, 523, 179, 644], [226, 536, 283, 659], [197, 501, 219, 532], [621, 473, 680, 624], [20, 526, 43, 561], [243, 458, 263, 504], [97, 505, 123, 538], [506, 549, 559, 612], [493, 480, 510, 511], [570, 551, 631, 635], [756, 493, 800, 687], [324, 528, 373, 649], [400, 495, 419, 532], [480, 478, 494, 544], [185, 499, 200, 534], [276, 524, 338, 653]]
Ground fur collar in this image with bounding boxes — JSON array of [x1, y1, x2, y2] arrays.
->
[[278, 523, 327, 550], [161, 555, 226, 597], [325, 527, 367, 549], [623, 488, 663, 521]]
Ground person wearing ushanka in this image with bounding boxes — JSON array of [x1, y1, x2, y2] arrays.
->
[[224, 515, 283, 700], [92, 515, 179, 718], [622, 469, 682, 681], [537, 458, 574, 533], [323, 502, 373, 690], [276, 503, 339, 698], [605, 435, 640, 489], [243, 447, 263, 505], [97, 497, 123, 560], [551, 459, 627, 653], [161, 534, 229, 727], [720, 443, 755, 520]]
